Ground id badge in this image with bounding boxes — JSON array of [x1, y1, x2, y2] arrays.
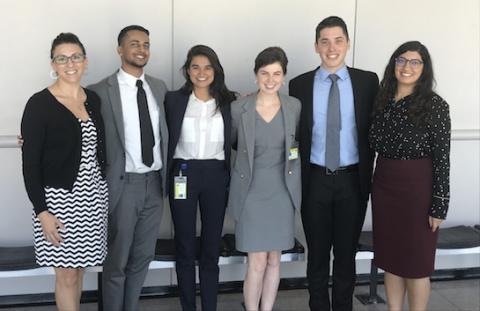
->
[[174, 176, 187, 199], [288, 147, 299, 160]]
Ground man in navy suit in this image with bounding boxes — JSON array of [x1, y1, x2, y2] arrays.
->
[[289, 16, 379, 311]]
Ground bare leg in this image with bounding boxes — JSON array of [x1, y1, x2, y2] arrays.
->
[[259, 251, 281, 311], [384, 271, 406, 311], [244, 252, 268, 311], [406, 277, 430, 311], [77, 269, 84, 307], [54, 268, 83, 311]]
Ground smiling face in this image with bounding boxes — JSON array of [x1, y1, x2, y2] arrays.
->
[[117, 29, 150, 75], [256, 62, 284, 95], [51, 43, 87, 84], [315, 26, 350, 73], [394, 50, 424, 90], [187, 55, 214, 92]]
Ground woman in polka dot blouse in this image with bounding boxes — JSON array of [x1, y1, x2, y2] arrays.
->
[[369, 41, 451, 311]]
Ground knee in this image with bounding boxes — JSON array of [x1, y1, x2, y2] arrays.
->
[[56, 269, 80, 288], [266, 254, 280, 270], [248, 256, 268, 274]]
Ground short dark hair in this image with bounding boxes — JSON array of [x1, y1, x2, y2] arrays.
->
[[117, 25, 149, 46], [181, 45, 237, 109], [50, 32, 86, 59], [254, 47, 288, 74], [315, 16, 349, 42]]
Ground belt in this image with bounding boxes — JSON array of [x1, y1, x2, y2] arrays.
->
[[310, 163, 358, 175], [124, 170, 160, 182]]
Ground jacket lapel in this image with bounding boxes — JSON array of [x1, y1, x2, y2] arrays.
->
[[241, 95, 256, 174], [172, 92, 189, 152], [107, 73, 126, 149], [305, 68, 318, 135], [281, 94, 295, 168], [347, 67, 362, 133]]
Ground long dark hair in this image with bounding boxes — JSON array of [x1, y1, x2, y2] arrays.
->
[[181, 45, 237, 109], [375, 41, 436, 126]]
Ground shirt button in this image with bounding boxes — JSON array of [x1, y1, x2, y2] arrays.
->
[[288, 171, 292, 175], [240, 174, 244, 179], [243, 149, 247, 153]]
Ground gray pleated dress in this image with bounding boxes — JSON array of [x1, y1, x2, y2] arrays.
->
[[235, 109, 295, 252]]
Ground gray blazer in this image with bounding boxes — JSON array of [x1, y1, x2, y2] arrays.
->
[[88, 72, 169, 210], [227, 93, 302, 221]]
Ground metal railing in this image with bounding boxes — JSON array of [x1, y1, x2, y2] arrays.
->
[[1, 129, 479, 149]]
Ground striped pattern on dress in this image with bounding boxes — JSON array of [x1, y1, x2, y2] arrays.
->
[[33, 118, 109, 268]]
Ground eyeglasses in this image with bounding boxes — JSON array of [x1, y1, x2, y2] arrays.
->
[[395, 56, 423, 69], [52, 53, 86, 65]]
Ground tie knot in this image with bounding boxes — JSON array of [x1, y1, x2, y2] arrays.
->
[[329, 74, 339, 83], [136, 79, 143, 88]]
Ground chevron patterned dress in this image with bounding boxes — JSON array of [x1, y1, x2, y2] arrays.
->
[[33, 118, 108, 268]]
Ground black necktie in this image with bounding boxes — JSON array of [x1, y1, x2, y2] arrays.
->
[[136, 79, 154, 167]]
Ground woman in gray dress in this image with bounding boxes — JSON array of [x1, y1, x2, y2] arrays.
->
[[228, 47, 301, 311]]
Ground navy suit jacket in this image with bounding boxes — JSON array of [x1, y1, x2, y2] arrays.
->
[[289, 66, 379, 200], [164, 89, 232, 192]]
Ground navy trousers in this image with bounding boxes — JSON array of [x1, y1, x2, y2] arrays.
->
[[169, 159, 229, 311]]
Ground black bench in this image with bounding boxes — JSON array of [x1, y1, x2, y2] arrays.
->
[[355, 225, 480, 305], [1, 236, 305, 309]]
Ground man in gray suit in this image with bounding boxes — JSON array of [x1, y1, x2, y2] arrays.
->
[[88, 25, 168, 311]]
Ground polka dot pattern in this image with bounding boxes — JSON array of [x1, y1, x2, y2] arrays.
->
[[369, 94, 451, 219]]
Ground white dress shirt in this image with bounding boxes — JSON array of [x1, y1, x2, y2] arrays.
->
[[173, 93, 225, 160], [117, 68, 163, 173]]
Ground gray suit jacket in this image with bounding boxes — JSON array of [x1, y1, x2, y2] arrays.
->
[[88, 72, 168, 210], [227, 93, 302, 221]]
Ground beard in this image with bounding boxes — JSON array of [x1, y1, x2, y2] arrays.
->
[[124, 57, 148, 69]]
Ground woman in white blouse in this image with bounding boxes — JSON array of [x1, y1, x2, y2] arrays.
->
[[164, 45, 237, 311]]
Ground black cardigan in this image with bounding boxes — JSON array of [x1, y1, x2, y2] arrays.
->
[[21, 88, 106, 215]]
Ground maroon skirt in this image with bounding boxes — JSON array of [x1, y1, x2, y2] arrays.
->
[[371, 156, 438, 278]]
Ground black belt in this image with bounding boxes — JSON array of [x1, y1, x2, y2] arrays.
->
[[310, 163, 358, 175]]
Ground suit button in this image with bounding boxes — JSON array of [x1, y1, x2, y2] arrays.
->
[[243, 149, 247, 153], [120, 175, 124, 180]]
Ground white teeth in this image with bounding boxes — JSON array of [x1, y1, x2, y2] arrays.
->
[[65, 70, 77, 75], [401, 72, 413, 77], [197, 77, 207, 81], [328, 54, 337, 59]]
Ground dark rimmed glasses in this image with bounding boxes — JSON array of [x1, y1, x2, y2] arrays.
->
[[395, 56, 423, 69], [52, 53, 86, 65]]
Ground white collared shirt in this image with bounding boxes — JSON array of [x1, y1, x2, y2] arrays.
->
[[173, 93, 225, 160], [117, 68, 162, 173]]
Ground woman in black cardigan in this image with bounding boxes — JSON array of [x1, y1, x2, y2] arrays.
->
[[21, 33, 107, 311]]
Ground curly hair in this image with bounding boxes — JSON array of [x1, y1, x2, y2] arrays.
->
[[375, 41, 436, 126]]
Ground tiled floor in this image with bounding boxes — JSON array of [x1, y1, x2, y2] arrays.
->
[[3, 278, 479, 311]]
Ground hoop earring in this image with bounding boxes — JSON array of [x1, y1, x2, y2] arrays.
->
[[50, 70, 58, 80]]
